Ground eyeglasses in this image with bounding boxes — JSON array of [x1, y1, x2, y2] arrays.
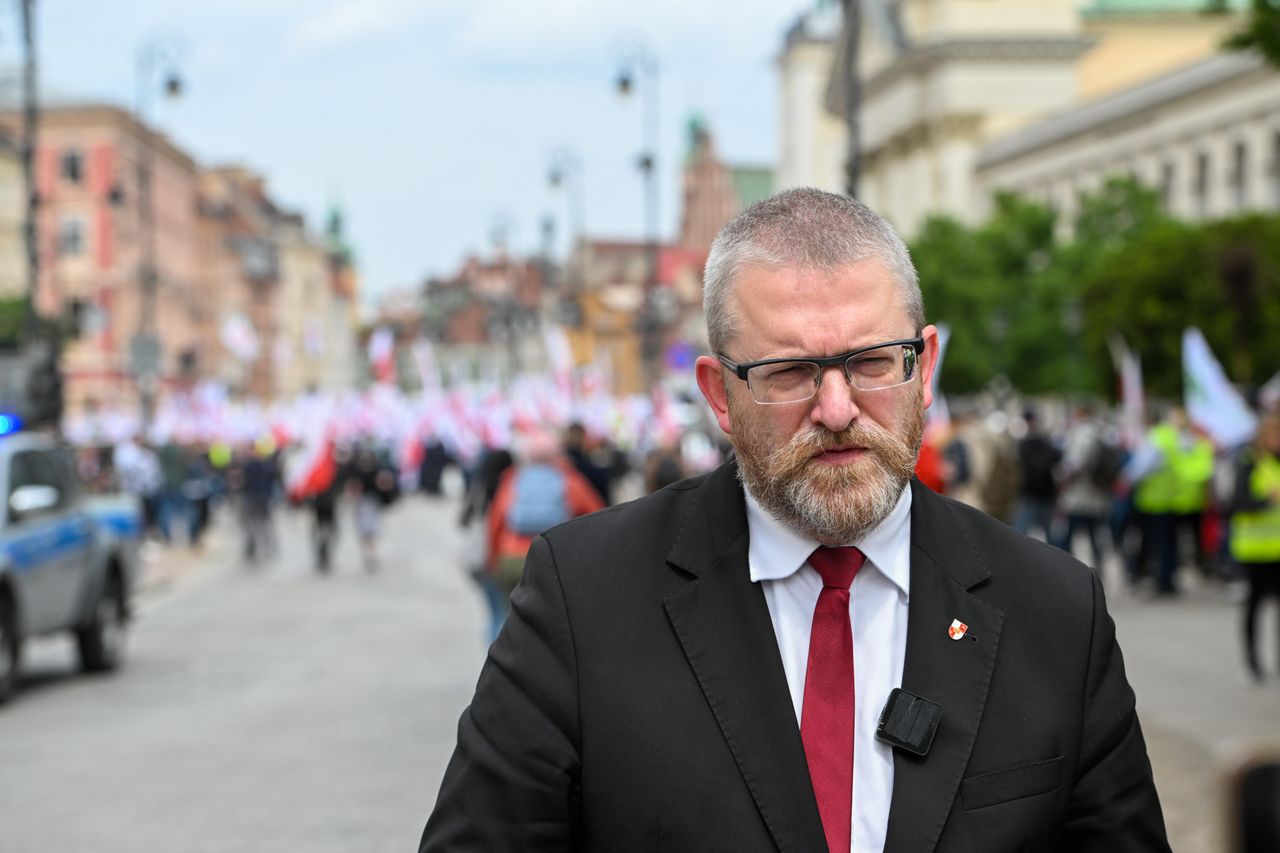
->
[[718, 337, 924, 405]]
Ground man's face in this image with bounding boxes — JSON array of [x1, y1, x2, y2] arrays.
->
[[695, 259, 938, 545]]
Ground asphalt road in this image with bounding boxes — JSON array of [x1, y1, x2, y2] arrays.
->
[[0, 486, 1276, 852]]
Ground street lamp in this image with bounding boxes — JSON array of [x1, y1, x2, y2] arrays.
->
[[547, 147, 584, 307], [615, 39, 661, 389], [133, 37, 184, 430]]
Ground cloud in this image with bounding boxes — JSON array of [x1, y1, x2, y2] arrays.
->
[[443, 0, 808, 69], [287, 0, 423, 55]]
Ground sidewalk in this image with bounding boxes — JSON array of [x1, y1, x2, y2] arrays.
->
[[1106, 566, 1280, 853]]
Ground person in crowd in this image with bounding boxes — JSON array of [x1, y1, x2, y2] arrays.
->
[[348, 444, 397, 572], [913, 421, 948, 494], [563, 422, 612, 504], [310, 444, 347, 575], [458, 447, 515, 643], [419, 438, 453, 497], [1053, 406, 1117, 569], [1227, 411, 1280, 683], [1170, 422, 1216, 582], [643, 439, 686, 493], [421, 188, 1168, 852], [156, 439, 191, 545], [182, 443, 216, 550], [113, 435, 163, 541], [1129, 408, 1211, 596], [1012, 407, 1061, 541], [230, 437, 279, 565], [485, 430, 603, 600]]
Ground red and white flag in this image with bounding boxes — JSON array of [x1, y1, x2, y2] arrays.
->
[[367, 326, 396, 385]]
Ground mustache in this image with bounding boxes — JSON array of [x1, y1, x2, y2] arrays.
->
[[767, 421, 903, 467]]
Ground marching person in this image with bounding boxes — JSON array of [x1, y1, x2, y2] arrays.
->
[[1228, 411, 1280, 683], [421, 189, 1168, 852]]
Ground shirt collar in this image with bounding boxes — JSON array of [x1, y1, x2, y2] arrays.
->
[[745, 481, 912, 598]]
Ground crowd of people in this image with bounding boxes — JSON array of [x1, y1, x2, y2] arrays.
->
[[67, 382, 1280, 684], [916, 398, 1280, 684]]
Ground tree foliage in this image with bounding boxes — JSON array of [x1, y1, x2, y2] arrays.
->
[[1206, 0, 1280, 68], [911, 177, 1280, 401]]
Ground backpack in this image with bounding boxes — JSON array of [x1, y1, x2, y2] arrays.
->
[[506, 464, 570, 536], [1086, 440, 1126, 490], [943, 440, 971, 487]]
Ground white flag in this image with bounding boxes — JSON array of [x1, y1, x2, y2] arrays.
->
[[1259, 370, 1280, 411], [1107, 335, 1145, 450], [220, 313, 260, 363], [411, 338, 442, 392], [1182, 327, 1256, 448]]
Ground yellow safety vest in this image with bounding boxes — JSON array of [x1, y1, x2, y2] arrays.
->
[[1230, 453, 1280, 564], [1134, 425, 1179, 514], [1170, 437, 1213, 514]]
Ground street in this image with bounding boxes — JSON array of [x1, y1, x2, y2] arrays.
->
[[1, 487, 1277, 853]]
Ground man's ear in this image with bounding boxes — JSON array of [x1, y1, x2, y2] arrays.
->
[[918, 324, 940, 411], [695, 355, 734, 436]]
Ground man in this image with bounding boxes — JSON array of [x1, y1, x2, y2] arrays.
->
[[1012, 408, 1062, 540], [1228, 411, 1280, 683], [420, 189, 1168, 852]]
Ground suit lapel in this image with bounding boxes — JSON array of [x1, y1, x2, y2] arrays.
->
[[884, 482, 1005, 853], [663, 464, 828, 853]]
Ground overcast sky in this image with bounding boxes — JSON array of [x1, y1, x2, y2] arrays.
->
[[27, 0, 814, 306]]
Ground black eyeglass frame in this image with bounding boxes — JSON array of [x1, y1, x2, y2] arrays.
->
[[717, 336, 926, 400]]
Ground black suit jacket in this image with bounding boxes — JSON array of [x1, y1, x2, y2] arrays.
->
[[421, 464, 1169, 852]]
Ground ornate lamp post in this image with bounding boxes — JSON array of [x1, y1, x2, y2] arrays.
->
[[548, 147, 584, 326], [615, 40, 661, 389], [133, 37, 183, 429]]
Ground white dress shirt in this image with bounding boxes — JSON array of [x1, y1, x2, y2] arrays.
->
[[746, 485, 912, 853]]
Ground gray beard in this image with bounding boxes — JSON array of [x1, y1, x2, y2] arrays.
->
[[732, 398, 923, 546]]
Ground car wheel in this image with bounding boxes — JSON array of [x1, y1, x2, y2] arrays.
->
[[0, 592, 20, 703], [76, 573, 127, 673]]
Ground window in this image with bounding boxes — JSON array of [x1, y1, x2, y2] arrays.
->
[[1272, 130, 1280, 208], [1193, 151, 1210, 218], [1231, 141, 1247, 211], [56, 216, 85, 256], [1160, 161, 1176, 210], [60, 149, 84, 184]]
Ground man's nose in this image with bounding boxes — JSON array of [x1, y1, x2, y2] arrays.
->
[[808, 365, 859, 432]]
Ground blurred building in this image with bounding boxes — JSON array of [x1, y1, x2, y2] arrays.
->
[[1077, 0, 1247, 100], [197, 168, 360, 401], [976, 51, 1280, 224], [270, 206, 360, 397], [679, 115, 773, 254], [0, 134, 25, 300], [421, 252, 550, 387], [560, 239, 707, 394], [774, 1, 847, 193], [0, 102, 201, 414], [778, 0, 1252, 234], [196, 166, 282, 399]]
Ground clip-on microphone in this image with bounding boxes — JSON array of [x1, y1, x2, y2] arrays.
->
[[875, 688, 942, 757]]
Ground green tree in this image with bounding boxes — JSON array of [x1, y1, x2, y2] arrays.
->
[[913, 193, 1085, 394], [1207, 0, 1280, 68]]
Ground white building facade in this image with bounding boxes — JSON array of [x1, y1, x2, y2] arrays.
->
[[976, 52, 1280, 226]]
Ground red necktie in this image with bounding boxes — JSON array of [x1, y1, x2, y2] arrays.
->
[[803, 546, 865, 853]]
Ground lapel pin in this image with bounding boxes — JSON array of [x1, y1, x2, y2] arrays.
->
[[948, 619, 968, 641]]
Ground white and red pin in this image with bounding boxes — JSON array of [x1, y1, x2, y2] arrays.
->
[[948, 619, 969, 641]]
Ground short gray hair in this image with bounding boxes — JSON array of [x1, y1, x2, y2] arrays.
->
[[703, 187, 924, 354]]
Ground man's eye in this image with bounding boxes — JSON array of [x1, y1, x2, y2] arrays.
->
[[759, 364, 810, 380], [850, 356, 893, 375]]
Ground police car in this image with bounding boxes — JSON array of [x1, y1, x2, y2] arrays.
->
[[0, 422, 142, 703]]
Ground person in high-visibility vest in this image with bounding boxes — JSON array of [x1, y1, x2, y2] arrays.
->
[[1170, 423, 1215, 580], [1131, 409, 1204, 595], [1229, 411, 1280, 682]]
